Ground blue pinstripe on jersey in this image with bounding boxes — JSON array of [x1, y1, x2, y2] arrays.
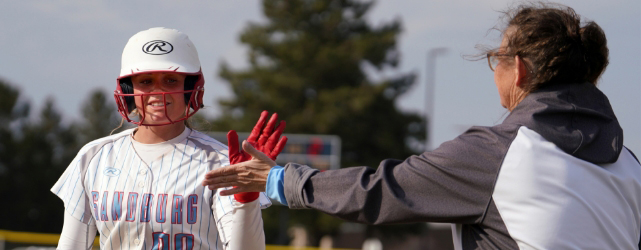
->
[[121, 145, 138, 249], [109, 137, 126, 248], [54, 141, 100, 195], [132, 155, 143, 249], [190, 132, 227, 148], [161, 145, 178, 233], [197, 150, 206, 250], [71, 189, 85, 216], [182, 140, 194, 233], [90, 143, 111, 196], [144, 159, 155, 250], [112, 139, 134, 248], [154, 155, 165, 232], [207, 204, 213, 250], [63, 161, 81, 207], [62, 159, 82, 207], [99, 136, 127, 249], [170, 140, 189, 237]]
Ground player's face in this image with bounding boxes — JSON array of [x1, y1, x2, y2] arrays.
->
[[131, 72, 187, 125]]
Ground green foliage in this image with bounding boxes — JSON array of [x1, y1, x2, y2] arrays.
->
[[77, 89, 129, 142], [209, 0, 426, 245], [0, 79, 79, 232], [0, 82, 124, 233]]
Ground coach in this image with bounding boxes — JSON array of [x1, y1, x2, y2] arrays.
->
[[203, 3, 641, 249]]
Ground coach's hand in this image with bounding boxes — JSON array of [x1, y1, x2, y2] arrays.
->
[[217, 111, 286, 202], [202, 140, 277, 196]]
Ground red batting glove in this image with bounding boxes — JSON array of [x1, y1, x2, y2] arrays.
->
[[228, 111, 288, 203]]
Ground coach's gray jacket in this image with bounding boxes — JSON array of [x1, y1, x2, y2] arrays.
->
[[281, 82, 641, 249]]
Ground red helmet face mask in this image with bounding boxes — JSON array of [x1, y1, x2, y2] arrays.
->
[[114, 72, 204, 126], [114, 27, 205, 126]]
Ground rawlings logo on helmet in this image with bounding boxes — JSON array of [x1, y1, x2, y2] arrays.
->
[[142, 40, 173, 55]]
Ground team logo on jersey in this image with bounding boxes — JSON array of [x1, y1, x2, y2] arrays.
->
[[142, 40, 173, 55], [104, 167, 121, 177]]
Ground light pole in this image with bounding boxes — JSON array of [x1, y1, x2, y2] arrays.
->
[[425, 47, 449, 151]]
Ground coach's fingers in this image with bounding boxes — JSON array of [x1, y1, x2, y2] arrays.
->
[[247, 111, 268, 145], [205, 172, 268, 191], [243, 140, 277, 167], [219, 187, 246, 196], [207, 182, 242, 190], [202, 173, 239, 188], [221, 182, 266, 195], [204, 164, 241, 179]]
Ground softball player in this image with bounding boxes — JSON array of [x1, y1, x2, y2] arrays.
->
[[51, 27, 287, 250]]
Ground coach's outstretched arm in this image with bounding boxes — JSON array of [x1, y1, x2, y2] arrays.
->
[[204, 126, 513, 225]]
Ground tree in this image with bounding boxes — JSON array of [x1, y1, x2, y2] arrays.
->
[[209, 0, 426, 245], [0, 81, 127, 234], [0, 79, 80, 233], [77, 89, 130, 142], [0, 80, 28, 224]]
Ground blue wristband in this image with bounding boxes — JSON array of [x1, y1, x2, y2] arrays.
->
[[266, 166, 287, 205]]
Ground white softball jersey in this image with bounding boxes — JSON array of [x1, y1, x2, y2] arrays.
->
[[51, 128, 270, 250]]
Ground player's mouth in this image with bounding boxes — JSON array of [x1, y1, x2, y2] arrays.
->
[[147, 101, 171, 111]]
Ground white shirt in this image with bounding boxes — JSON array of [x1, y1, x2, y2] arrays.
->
[[52, 128, 270, 249]]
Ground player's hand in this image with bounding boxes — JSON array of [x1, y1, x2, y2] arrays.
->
[[203, 140, 277, 195], [227, 110, 287, 164], [225, 111, 287, 202]]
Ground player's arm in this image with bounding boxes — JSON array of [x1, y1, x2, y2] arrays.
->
[[212, 188, 265, 250], [52, 145, 101, 249], [228, 200, 264, 250], [57, 212, 97, 250], [219, 200, 265, 250], [213, 111, 284, 250]]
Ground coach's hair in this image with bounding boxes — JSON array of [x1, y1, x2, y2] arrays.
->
[[495, 3, 609, 92]]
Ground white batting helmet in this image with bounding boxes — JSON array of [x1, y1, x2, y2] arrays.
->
[[114, 27, 205, 126]]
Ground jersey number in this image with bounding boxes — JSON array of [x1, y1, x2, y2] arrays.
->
[[152, 232, 194, 250]]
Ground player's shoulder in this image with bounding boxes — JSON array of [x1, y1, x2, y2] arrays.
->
[[77, 128, 134, 157], [187, 129, 228, 150]]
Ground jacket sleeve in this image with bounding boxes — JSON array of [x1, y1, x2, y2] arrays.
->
[[283, 125, 518, 225]]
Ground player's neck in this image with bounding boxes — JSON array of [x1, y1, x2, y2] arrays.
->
[[133, 122, 186, 144]]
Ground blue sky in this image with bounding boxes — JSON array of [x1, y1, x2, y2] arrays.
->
[[1, 0, 639, 153]]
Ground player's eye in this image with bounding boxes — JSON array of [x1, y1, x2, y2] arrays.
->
[[137, 79, 153, 85], [164, 77, 183, 89]]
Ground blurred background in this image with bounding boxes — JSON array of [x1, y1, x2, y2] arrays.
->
[[0, 0, 639, 249]]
